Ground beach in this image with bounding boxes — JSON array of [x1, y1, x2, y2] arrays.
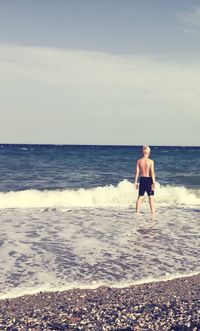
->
[[1, 0, 200, 326], [0, 273, 199, 330]]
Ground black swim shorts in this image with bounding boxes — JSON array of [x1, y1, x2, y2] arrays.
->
[[139, 176, 154, 196]]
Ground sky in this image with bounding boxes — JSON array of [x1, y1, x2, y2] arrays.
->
[[0, 0, 200, 146]]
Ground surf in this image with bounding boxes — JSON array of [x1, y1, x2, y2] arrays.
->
[[0, 179, 199, 209]]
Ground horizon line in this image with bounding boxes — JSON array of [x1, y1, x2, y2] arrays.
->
[[0, 143, 199, 148]]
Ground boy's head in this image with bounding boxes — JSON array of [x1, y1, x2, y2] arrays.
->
[[143, 145, 151, 156]]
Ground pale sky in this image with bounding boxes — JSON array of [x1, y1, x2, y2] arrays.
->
[[0, 0, 200, 145]]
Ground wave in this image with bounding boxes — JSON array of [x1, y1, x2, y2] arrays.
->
[[0, 180, 199, 209], [0, 270, 199, 300]]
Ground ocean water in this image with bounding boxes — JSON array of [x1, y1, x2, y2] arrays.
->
[[0, 144, 199, 299]]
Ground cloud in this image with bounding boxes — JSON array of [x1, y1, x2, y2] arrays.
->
[[0, 44, 200, 95], [179, 6, 200, 32], [0, 44, 199, 145]]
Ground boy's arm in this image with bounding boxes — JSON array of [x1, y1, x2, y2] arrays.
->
[[134, 160, 140, 188], [151, 160, 156, 186]]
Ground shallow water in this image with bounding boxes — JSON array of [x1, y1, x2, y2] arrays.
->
[[0, 204, 199, 298]]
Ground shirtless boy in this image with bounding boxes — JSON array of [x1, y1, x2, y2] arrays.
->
[[134, 145, 156, 214]]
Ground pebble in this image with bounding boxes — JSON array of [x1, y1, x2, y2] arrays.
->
[[0, 274, 200, 330]]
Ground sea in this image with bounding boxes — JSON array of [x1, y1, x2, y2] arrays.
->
[[0, 144, 199, 299]]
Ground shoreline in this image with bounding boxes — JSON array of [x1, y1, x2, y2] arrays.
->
[[0, 274, 200, 330], [1, 270, 199, 301]]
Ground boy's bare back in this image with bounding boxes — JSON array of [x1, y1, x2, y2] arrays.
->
[[137, 157, 154, 177]]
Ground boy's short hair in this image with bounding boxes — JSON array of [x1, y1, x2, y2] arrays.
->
[[143, 145, 151, 153]]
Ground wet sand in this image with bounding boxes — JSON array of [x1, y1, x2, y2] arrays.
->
[[0, 274, 200, 330]]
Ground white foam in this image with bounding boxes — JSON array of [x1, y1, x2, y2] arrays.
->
[[0, 270, 199, 300], [0, 180, 199, 209]]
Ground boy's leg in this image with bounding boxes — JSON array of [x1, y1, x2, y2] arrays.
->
[[148, 195, 155, 214], [136, 196, 143, 214]]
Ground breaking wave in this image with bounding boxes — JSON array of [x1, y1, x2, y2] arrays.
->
[[0, 179, 199, 209]]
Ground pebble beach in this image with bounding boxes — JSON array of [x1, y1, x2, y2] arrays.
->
[[0, 273, 199, 331]]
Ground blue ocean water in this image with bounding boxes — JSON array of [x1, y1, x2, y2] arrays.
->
[[0, 144, 199, 298], [0, 144, 200, 192]]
